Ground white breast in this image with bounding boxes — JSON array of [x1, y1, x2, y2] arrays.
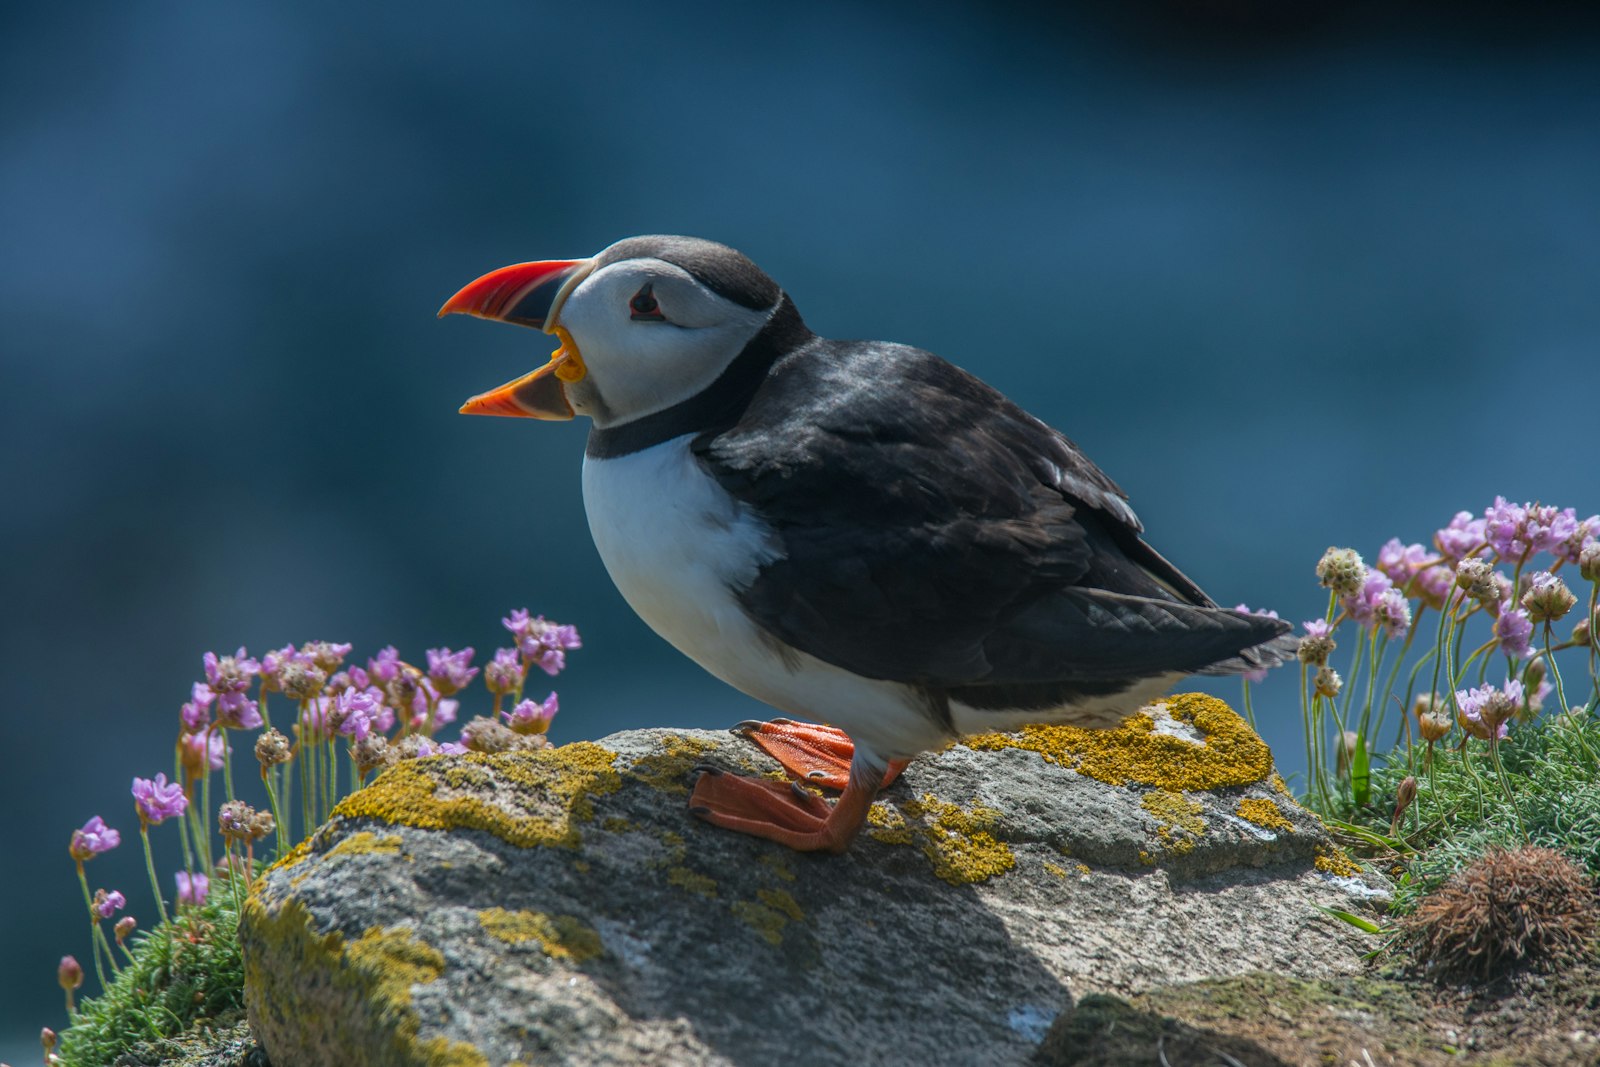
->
[[580, 436, 946, 763]]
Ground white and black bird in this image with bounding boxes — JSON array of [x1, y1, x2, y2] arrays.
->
[[440, 235, 1292, 854]]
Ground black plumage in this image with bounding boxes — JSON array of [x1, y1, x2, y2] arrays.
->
[[689, 315, 1291, 710]]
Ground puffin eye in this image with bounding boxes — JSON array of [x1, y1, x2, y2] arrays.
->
[[628, 283, 665, 321]]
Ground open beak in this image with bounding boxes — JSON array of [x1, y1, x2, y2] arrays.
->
[[438, 258, 594, 419]]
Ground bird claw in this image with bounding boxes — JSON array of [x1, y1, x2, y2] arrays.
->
[[691, 763, 723, 777]]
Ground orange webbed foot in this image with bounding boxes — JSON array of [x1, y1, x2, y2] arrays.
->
[[688, 761, 885, 854], [734, 718, 905, 791]]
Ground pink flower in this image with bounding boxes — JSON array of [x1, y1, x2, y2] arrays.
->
[[1494, 602, 1534, 659], [1377, 539, 1430, 585], [132, 773, 188, 825], [504, 693, 560, 734], [1340, 571, 1395, 627], [425, 647, 479, 696], [215, 690, 262, 730], [175, 871, 209, 906], [94, 889, 126, 919], [202, 647, 260, 694], [69, 816, 121, 862], [1434, 511, 1487, 562]]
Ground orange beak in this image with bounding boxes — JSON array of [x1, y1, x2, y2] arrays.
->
[[439, 258, 593, 420]]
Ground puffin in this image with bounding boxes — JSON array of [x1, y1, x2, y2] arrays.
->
[[440, 235, 1292, 854]]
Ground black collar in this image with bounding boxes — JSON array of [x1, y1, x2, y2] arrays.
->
[[585, 296, 809, 460]]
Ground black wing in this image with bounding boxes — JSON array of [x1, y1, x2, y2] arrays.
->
[[693, 337, 1289, 699]]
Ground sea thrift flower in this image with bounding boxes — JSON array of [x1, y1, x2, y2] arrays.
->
[[503, 609, 582, 676], [1297, 619, 1335, 666], [42, 1027, 57, 1056], [331, 685, 381, 741], [92, 888, 126, 919], [69, 816, 121, 862], [180, 731, 228, 778], [259, 644, 311, 692], [367, 645, 402, 684], [350, 735, 393, 778], [113, 916, 136, 944], [1455, 557, 1500, 605], [1494, 602, 1534, 658], [1434, 511, 1487, 562], [1371, 588, 1412, 639], [175, 871, 209, 906], [215, 689, 262, 730], [217, 800, 257, 843], [1314, 667, 1342, 699], [425, 646, 479, 696], [1414, 564, 1454, 611], [461, 716, 519, 753], [504, 693, 560, 735], [277, 659, 328, 701], [202, 647, 259, 694], [301, 640, 353, 672], [1418, 709, 1452, 742], [1455, 680, 1523, 740], [1315, 548, 1365, 599], [180, 681, 215, 733], [437, 740, 469, 755], [1377, 539, 1429, 586], [484, 647, 526, 696], [255, 728, 292, 770], [1522, 571, 1577, 623], [1557, 515, 1600, 565], [132, 773, 187, 825], [408, 681, 457, 732], [1340, 571, 1394, 627], [391, 735, 442, 760]]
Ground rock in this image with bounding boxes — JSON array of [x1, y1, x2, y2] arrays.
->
[[241, 694, 1385, 1066]]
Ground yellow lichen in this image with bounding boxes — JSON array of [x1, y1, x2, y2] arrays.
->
[[601, 816, 635, 834], [901, 794, 1016, 885], [1271, 773, 1292, 797], [1141, 790, 1207, 856], [756, 887, 805, 921], [344, 925, 446, 1010], [573, 860, 590, 874], [477, 908, 603, 961], [758, 853, 796, 882], [330, 742, 621, 850], [241, 895, 486, 1065], [667, 866, 719, 899], [1315, 843, 1363, 878], [1043, 861, 1068, 879], [1236, 797, 1295, 833], [328, 832, 405, 859], [731, 899, 790, 946], [268, 837, 314, 873], [865, 803, 915, 845], [963, 692, 1273, 791], [1074, 862, 1091, 876], [627, 734, 719, 795], [1145, 793, 1203, 857]]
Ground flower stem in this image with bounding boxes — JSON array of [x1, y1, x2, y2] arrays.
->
[[75, 864, 108, 990], [139, 822, 171, 928], [1485, 735, 1526, 839]]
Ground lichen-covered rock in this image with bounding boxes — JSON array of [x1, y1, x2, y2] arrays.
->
[[241, 694, 1385, 1066]]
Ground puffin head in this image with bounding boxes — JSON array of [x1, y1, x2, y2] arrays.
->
[[439, 235, 795, 427]]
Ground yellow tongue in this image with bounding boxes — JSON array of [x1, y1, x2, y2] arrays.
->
[[551, 325, 586, 383]]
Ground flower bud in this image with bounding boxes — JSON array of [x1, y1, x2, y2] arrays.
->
[[114, 916, 136, 943], [218, 800, 257, 844], [1390, 775, 1419, 835], [42, 1027, 58, 1054], [1479, 689, 1519, 733], [1574, 614, 1593, 647], [255, 728, 293, 772], [1313, 666, 1343, 699], [57, 955, 82, 992], [248, 810, 276, 841], [1316, 548, 1366, 598], [1521, 572, 1576, 624], [1580, 541, 1600, 583]]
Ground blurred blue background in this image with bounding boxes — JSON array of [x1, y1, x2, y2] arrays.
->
[[3, 0, 1598, 1054]]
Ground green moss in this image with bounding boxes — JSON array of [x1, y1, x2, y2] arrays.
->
[[964, 693, 1273, 791], [666, 865, 719, 899], [331, 742, 621, 850], [1236, 797, 1295, 833], [626, 734, 718, 794], [1141, 790, 1207, 856], [477, 908, 603, 962]]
